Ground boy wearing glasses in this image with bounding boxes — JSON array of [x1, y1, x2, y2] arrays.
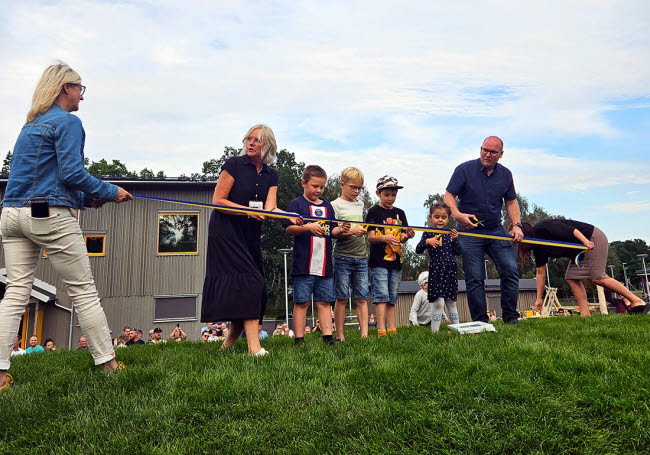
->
[[331, 167, 370, 340]]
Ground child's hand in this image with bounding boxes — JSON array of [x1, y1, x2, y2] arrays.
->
[[351, 225, 366, 236], [404, 228, 415, 239], [584, 241, 595, 249], [382, 233, 401, 246], [305, 222, 325, 237], [289, 213, 304, 226], [425, 236, 441, 248], [339, 222, 351, 234], [450, 229, 458, 240]]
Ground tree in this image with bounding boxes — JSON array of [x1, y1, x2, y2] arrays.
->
[[610, 239, 650, 289], [1, 151, 12, 176], [201, 147, 240, 180], [139, 168, 155, 179], [259, 149, 306, 316], [86, 159, 136, 178], [86, 158, 167, 179], [401, 243, 428, 281]]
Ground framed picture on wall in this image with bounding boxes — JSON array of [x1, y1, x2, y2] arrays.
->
[[157, 212, 199, 255]]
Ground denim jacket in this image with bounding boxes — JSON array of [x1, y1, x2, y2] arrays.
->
[[3, 104, 118, 209]]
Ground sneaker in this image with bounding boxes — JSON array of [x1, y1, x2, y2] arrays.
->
[[505, 319, 522, 325], [327, 338, 341, 345], [253, 348, 269, 357]]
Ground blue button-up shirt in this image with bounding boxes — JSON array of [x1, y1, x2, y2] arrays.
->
[[446, 158, 517, 229], [4, 104, 118, 209]]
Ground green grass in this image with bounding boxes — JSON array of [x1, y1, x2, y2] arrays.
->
[[1, 315, 649, 454]]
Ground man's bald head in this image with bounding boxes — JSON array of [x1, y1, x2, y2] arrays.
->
[[483, 136, 503, 150]]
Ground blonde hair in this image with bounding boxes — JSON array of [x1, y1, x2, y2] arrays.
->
[[241, 124, 277, 165], [340, 167, 364, 184], [26, 61, 81, 123]]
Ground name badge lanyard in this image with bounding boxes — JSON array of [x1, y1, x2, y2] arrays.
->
[[249, 164, 263, 209]]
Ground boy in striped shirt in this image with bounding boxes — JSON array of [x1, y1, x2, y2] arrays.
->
[[283, 165, 350, 344]]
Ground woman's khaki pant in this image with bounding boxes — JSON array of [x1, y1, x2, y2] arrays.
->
[[0, 206, 114, 370]]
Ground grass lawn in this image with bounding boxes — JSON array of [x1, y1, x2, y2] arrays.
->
[[1, 315, 649, 454]]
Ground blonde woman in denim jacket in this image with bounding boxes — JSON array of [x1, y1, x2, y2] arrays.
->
[[0, 62, 132, 390]]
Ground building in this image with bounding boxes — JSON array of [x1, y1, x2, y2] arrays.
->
[[0, 178, 216, 348], [389, 278, 539, 325]]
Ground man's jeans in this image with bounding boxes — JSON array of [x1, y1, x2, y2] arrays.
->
[[0, 206, 114, 370], [457, 226, 520, 323]]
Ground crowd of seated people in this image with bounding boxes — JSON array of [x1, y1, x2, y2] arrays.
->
[[13, 314, 391, 354]]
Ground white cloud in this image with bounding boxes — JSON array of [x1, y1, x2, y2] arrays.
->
[[602, 201, 650, 213], [0, 0, 649, 241]]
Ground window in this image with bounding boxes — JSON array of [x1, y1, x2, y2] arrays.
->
[[43, 233, 106, 258], [153, 295, 197, 321], [84, 234, 106, 256], [157, 212, 199, 255]]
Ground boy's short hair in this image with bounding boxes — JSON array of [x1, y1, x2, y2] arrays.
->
[[303, 165, 327, 182], [340, 167, 364, 184]]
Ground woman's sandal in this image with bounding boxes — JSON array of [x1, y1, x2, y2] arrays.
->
[[0, 374, 14, 391]]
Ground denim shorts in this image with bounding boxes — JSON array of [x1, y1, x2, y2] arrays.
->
[[370, 267, 402, 305], [333, 255, 370, 301], [292, 274, 335, 303]]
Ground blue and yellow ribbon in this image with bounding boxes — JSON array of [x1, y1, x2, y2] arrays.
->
[[134, 194, 588, 251]]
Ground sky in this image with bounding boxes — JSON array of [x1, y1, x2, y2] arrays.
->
[[1, 0, 649, 243]]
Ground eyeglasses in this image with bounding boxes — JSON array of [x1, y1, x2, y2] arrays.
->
[[481, 147, 501, 156], [344, 183, 364, 192], [69, 84, 86, 96]]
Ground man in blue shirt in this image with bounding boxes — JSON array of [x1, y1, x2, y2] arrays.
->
[[26, 336, 45, 354], [444, 136, 524, 324]]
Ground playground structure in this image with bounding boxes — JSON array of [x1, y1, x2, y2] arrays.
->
[[539, 286, 608, 316]]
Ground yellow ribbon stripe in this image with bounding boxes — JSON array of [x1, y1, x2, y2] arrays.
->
[[134, 195, 588, 250]]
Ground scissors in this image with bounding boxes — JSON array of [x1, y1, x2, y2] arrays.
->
[[469, 215, 485, 227]]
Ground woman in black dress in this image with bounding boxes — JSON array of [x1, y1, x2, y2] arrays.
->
[[201, 124, 300, 356], [517, 219, 647, 316]]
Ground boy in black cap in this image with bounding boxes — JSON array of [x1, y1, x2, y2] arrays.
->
[[365, 176, 415, 337]]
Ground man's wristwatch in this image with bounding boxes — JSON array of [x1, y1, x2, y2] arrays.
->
[[514, 222, 523, 229]]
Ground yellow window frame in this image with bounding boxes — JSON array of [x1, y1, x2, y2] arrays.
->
[[84, 234, 106, 256], [157, 212, 199, 255]]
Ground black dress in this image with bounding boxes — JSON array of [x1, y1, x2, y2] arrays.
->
[[416, 232, 462, 301], [201, 155, 279, 322]]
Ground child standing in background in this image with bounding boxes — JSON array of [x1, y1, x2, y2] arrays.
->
[[416, 202, 461, 332]]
